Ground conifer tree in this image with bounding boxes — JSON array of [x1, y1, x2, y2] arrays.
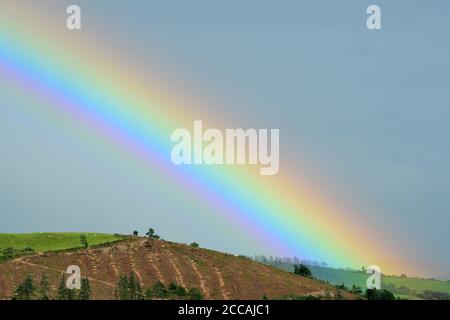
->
[[115, 274, 130, 300], [78, 278, 91, 300], [13, 274, 36, 300], [128, 273, 143, 300], [39, 274, 51, 300], [57, 274, 76, 300]]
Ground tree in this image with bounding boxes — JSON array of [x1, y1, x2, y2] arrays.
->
[[190, 242, 199, 248], [365, 288, 396, 300], [57, 274, 66, 300], [350, 284, 363, 295], [419, 290, 450, 300], [23, 246, 34, 252], [146, 228, 160, 239], [335, 283, 347, 290], [80, 234, 89, 248], [57, 274, 76, 300], [78, 278, 91, 300], [188, 288, 204, 300], [2, 247, 17, 259], [128, 273, 143, 300], [293, 264, 313, 278], [115, 273, 143, 300], [39, 274, 51, 300], [168, 282, 186, 298], [145, 281, 168, 300], [133, 230, 139, 236], [175, 285, 187, 297], [13, 275, 36, 300], [116, 275, 130, 300]]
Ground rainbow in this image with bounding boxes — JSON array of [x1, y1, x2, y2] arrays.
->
[[0, 4, 405, 273]]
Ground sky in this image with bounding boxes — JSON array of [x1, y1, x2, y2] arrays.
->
[[0, 1, 449, 278]]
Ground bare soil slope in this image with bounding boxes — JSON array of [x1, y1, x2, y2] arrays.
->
[[0, 238, 356, 299]]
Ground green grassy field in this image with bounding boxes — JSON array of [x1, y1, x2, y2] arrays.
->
[[269, 262, 450, 299], [0, 232, 119, 253], [310, 266, 450, 293]]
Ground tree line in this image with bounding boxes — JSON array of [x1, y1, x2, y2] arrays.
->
[[12, 273, 91, 300], [11, 272, 204, 300], [115, 273, 203, 300]]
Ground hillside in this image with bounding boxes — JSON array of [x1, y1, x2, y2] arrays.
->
[[266, 262, 450, 300], [0, 236, 357, 300]]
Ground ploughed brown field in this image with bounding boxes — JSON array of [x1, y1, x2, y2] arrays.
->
[[0, 238, 357, 299]]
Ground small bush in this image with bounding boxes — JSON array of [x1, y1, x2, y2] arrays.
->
[[187, 288, 204, 300], [365, 288, 396, 300], [293, 264, 313, 278]]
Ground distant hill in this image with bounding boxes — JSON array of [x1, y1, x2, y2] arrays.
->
[[0, 234, 357, 300], [264, 261, 450, 300]]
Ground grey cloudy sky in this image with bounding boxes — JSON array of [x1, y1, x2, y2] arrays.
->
[[1, 1, 449, 277]]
